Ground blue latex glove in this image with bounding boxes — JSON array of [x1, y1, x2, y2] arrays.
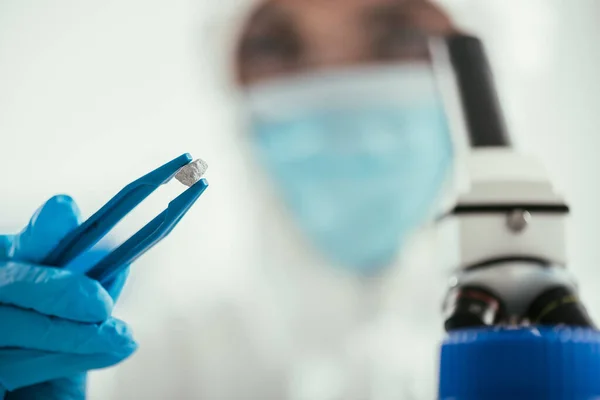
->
[[0, 195, 137, 399]]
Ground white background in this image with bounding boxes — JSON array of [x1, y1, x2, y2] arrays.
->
[[0, 0, 599, 398]]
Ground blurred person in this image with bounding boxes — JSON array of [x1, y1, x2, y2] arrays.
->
[[105, 1, 460, 399], [0, 0, 460, 399], [233, 0, 457, 277]]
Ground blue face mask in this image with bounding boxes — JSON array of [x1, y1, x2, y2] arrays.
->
[[245, 65, 454, 274]]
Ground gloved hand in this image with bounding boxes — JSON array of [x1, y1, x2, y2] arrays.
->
[[0, 195, 137, 399]]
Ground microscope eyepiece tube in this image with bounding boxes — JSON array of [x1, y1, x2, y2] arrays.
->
[[445, 35, 512, 148]]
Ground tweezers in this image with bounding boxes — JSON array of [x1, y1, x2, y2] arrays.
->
[[41, 153, 208, 285]]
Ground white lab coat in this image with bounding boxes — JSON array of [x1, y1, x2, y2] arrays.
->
[[89, 224, 448, 400], [83, 129, 450, 399]]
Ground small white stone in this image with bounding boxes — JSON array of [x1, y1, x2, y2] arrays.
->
[[175, 159, 208, 187]]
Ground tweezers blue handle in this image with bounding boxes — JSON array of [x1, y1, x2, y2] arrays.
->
[[88, 178, 208, 285], [42, 153, 201, 272]]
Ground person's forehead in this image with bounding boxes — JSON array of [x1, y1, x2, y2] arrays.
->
[[248, 0, 418, 23], [250, 0, 408, 39], [259, 0, 407, 11], [244, 0, 452, 34]]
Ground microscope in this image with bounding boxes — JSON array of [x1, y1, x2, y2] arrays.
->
[[434, 35, 595, 331], [433, 35, 600, 399]]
